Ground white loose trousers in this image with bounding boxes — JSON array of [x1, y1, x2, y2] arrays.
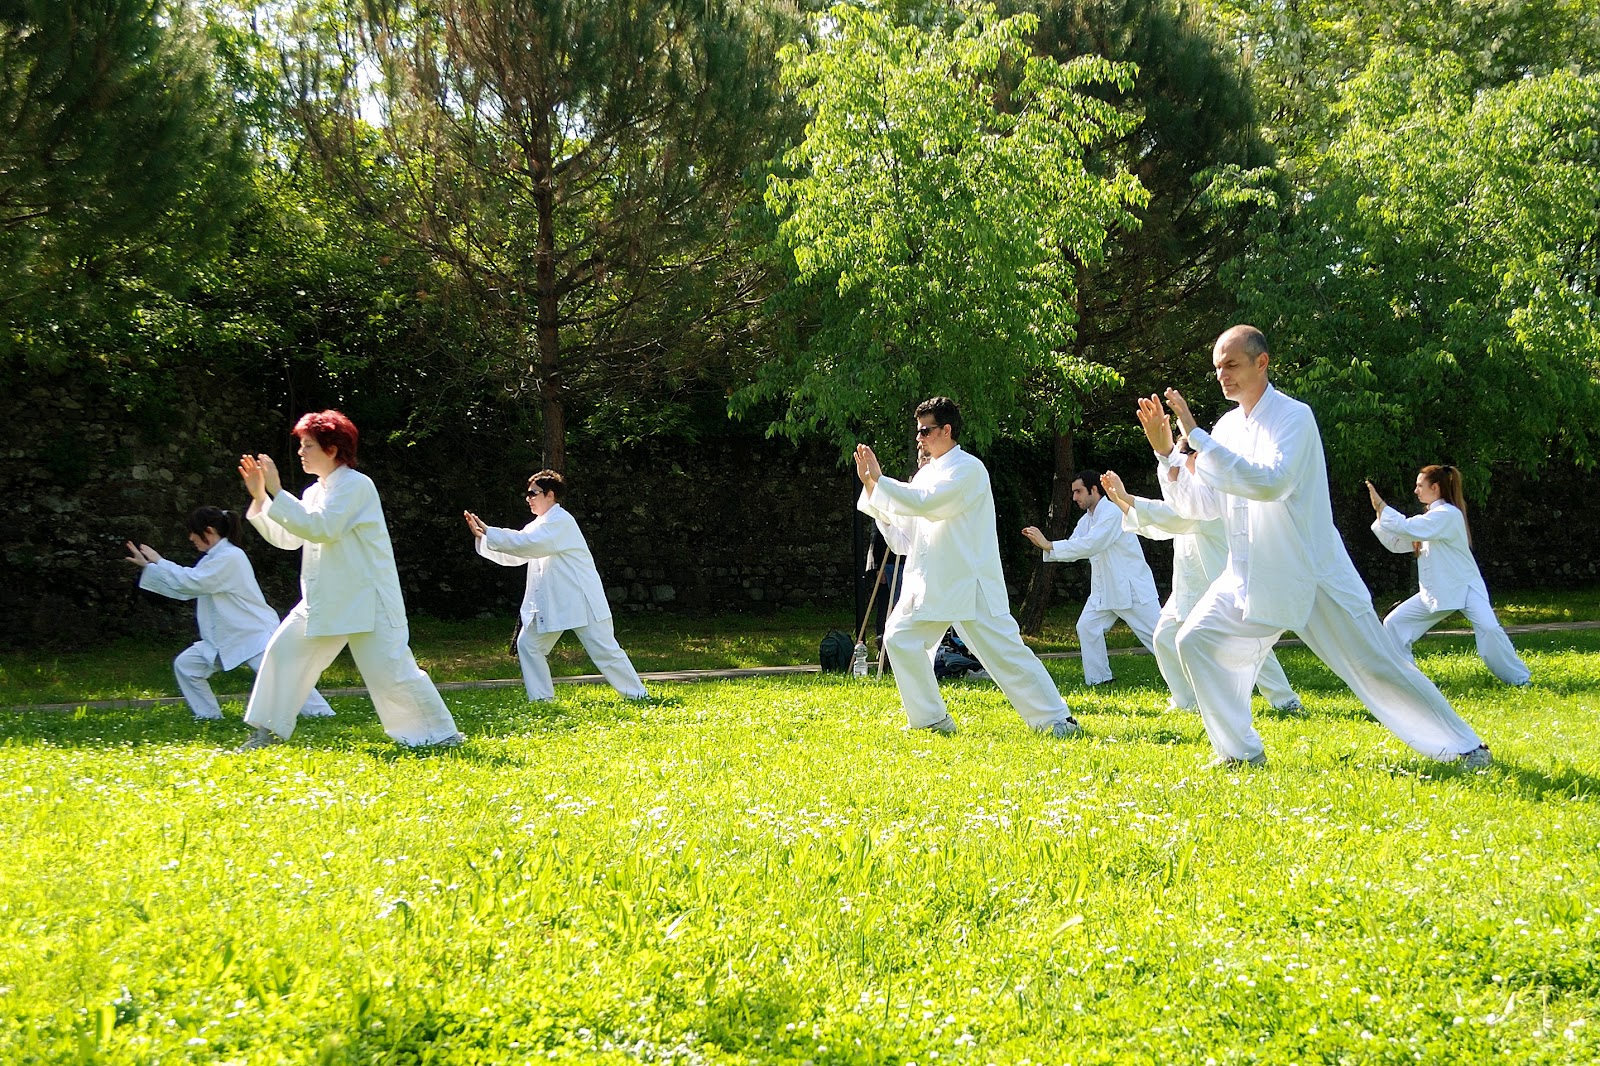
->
[[517, 617, 648, 702], [244, 603, 459, 744], [1152, 610, 1297, 710], [1176, 584, 1484, 763], [174, 642, 334, 721], [884, 608, 1071, 730], [1076, 601, 1160, 685], [1384, 588, 1531, 686]]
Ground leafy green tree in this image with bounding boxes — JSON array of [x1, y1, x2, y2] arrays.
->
[[0, 0, 250, 365], [735, 3, 1146, 459], [275, 0, 797, 470], [1232, 53, 1600, 490], [1002, 0, 1279, 631]]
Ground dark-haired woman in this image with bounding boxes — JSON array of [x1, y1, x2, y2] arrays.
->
[[125, 506, 335, 721], [238, 410, 464, 751], [1366, 466, 1531, 686]]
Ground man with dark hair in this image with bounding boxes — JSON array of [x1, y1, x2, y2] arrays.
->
[[1022, 469, 1160, 687], [464, 470, 648, 703], [1156, 324, 1490, 769], [856, 397, 1079, 736]]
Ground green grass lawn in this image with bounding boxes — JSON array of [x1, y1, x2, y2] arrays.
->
[[5, 588, 1598, 706], [2, 629, 1599, 1063]]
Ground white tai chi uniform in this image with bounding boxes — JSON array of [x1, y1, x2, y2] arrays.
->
[[859, 445, 1073, 730], [1121, 456, 1299, 711], [1372, 501, 1530, 685], [475, 504, 647, 702], [1170, 385, 1485, 763], [1040, 496, 1160, 685], [245, 465, 460, 745], [138, 538, 334, 720]]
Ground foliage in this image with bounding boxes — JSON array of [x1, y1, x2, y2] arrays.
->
[[4, 635, 1600, 1061], [1232, 55, 1600, 489], [0, 0, 251, 367], [736, 3, 1148, 457], [274, 0, 799, 468]]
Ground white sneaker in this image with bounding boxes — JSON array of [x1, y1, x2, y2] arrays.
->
[[1047, 717, 1082, 738], [902, 714, 958, 734], [234, 728, 283, 752], [1272, 698, 1304, 714], [1456, 746, 1492, 769], [1205, 752, 1265, 769], [298, 706, 336, 719], [402, 732, 466, 750]]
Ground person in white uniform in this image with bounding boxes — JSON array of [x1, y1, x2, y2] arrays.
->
[[464, 470, 648, 702], [1096, 463, 1301, 713], [1021, 470, 1160, 686], [124, 505, 334, 721], [236, 410, 464, 751], [1367, 464, 1531, 686], [856, 396, 1079, 736], [1158, 325, 1490, 769]]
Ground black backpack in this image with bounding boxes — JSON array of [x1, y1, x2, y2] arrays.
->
[[819, 629, 855, 673]]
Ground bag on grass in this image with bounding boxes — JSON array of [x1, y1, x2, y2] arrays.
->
[[819, 629, 855, 673], [933, 628, 983, 680]]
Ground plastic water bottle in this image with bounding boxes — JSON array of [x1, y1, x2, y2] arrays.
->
[[851, 640, 869, 678]]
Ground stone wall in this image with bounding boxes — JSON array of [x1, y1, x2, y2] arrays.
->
[[3, 368, 1595, 650]]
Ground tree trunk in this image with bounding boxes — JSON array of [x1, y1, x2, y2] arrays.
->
[[1018, 428, 1076, 635], [531, 98, 565, 472]]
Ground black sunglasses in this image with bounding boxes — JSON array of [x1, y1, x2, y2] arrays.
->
[[915, 425, 944, 438]]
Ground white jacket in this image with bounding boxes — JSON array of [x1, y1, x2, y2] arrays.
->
[[1175, 385, 1374, 631], [476, 504, 612, 632], [1372, 501, 1488, 612], [858, 446, 1009, 621], [1122, 465, 1224, 618], [248, 464, 408, 636], [1042, 497, 1159, 611], [138, 537, 281, 669]]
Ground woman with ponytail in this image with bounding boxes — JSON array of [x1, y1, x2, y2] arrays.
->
[[1366, 466, 1531, 686], [125, 506, 335, 720]]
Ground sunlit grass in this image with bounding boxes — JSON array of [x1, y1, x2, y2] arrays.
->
[[2, 632, 1599, 1062]]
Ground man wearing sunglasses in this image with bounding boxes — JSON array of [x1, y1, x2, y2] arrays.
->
[[855, 397, 1080, 737], [464, 470, 648, 704]]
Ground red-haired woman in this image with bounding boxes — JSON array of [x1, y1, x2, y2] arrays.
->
[[236, 410, 465, 750], [1367, 465, 1531, 687]]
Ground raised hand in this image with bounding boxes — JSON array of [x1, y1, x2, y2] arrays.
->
[[1136, 395, 1176, 454], [258, 455, 282, 496], [1365, 480, 1385, 515], [1021, 525, 1053, 550], [1163, 388, 1198, 435], [463, 510, 489, 538], [123, 541, 150, 567], [239, 454, 267, 500]]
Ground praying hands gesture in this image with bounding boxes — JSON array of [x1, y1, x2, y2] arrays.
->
[[854, 443, 882, 493]]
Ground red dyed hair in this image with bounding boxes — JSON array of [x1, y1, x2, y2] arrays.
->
[[292, 410, 360, 468]]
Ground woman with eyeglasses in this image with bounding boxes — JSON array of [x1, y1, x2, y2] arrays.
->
[[463, 470, 647, 704], [1366, 465, 1530, 686], [235, 410, 465, 751]]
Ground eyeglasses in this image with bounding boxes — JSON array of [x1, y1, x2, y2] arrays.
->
[[915, 425, 942, 438]]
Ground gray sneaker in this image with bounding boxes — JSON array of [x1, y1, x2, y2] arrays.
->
[[902, 714, 958, 735], [1205, 752, 1266, 769], [1047, 717, 1082, 738], [234, 728, 283, 752], [1271, 698, 1304, 714], [1457, 745, 1492, 769]]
